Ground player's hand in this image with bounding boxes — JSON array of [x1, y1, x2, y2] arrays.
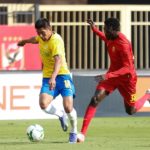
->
[[95, 74, 105, 82], [17, 41, 26, 46], [49, 78, 56, 90], [87, 19, 95, 28]]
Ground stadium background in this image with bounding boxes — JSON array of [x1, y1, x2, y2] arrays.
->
[[0, 0, 150, 119]]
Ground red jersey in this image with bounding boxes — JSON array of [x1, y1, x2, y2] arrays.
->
[[92, 26, 136, 80]]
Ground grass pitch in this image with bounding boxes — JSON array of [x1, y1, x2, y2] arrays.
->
[[0, 117, 150, 150]]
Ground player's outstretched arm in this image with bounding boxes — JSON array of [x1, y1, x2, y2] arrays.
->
[[17, 37, 38, 46], [87, 19, 107, 42]]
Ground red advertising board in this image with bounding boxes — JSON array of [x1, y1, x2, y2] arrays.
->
[[0, 25, 41, 70]]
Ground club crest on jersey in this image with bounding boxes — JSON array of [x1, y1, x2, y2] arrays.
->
[[112, 46, 115, 52], [130, 94, 137, 103]]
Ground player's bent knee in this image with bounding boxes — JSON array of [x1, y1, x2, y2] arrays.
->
[[63, 101, 73, 113], [64, 106, 72, 113], [39, 102, 48, 109], [40, 104, 45, 109]]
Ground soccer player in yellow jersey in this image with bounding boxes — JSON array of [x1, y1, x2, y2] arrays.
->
[[18, 18, 77, 143]]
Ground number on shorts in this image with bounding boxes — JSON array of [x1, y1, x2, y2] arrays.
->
[[64, 80, 71, 88], [130, 94, 136, 103]]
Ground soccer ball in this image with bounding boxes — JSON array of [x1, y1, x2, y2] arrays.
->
[[77, 133, 85, 143], [26, 124, 44, 142]]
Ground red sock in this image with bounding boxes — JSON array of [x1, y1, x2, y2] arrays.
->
[[81, 105, 97, 135], [135, 94, 150, 111]]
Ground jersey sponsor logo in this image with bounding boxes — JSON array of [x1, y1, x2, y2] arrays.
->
[[40, 46, 50, 57], [43, 45, 48, 50]]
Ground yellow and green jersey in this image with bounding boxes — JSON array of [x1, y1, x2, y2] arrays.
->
[[36, 33, 70, 78]]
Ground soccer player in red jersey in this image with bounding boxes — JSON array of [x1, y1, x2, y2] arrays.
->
[[77, 18, 150, 142]]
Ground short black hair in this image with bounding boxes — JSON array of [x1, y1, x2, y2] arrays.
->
[[104, 18, 120, 31], [35, 18, 50, 29]]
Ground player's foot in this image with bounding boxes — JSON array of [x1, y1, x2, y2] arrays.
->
[[59, 113, 68, 132], [69, 132, 77, 143], [77, 133, 85, 143]]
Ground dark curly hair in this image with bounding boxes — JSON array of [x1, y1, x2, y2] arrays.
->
[[104, 18, 120, 31], [35, 18, 50, 29]]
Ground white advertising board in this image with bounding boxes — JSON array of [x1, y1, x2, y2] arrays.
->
[[0, 72, 63, 120]]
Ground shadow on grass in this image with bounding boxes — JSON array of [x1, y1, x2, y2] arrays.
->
[[0, 140, 67, 145]]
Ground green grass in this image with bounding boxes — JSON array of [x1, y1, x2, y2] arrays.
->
[[0, 117, 150, 150]]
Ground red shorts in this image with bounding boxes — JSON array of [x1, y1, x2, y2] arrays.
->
[[96, 74, 137, 107]]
